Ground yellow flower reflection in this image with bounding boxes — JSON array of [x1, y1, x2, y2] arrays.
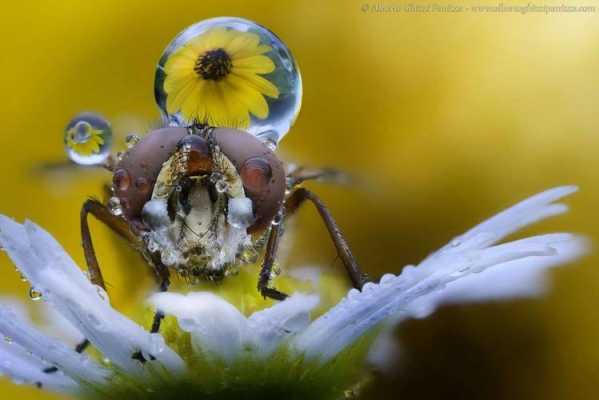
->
[[65, 121, 105, 156], [163, 27, 280, 128]]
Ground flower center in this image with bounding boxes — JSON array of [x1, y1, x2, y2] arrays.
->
[[194, 48, 232, 81]]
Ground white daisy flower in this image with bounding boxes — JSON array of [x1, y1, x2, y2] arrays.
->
[[0, 186, 588, 399]]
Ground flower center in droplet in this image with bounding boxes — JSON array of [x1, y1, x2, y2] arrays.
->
[[195, 48, 232, 81]]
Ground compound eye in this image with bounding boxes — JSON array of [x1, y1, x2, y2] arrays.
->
[[177, 135, 212, 175], [240, 157, 273, 193]]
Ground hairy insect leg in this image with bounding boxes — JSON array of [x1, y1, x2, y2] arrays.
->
[[287, 166, 351, 189], [285, 187, 369, 290], [81, 199, 139, 289], [257, 221, 288, 301], [150, 262, 171, 334]]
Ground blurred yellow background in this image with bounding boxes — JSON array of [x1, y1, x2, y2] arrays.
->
[[1, 1, 598, 399]]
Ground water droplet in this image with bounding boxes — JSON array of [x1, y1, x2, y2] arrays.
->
[[450, 238, 462, 247], [215, 179, 229, 194], [108, 197, 123, 216], [19, 274, 28, 283], [362, 282, 376, 292], [113, 169, 131, 191], [149, 333, 165, 354], [4, 336, 12, 344], [29, 288, 42, 301], [155, 17, 302, 147], [347, 288, 360, 300], [227, 197, 254, 229], [95, 286, 109, 303], [125, 133, 141, 148], [380, 273, 395, 284], [64, 112, 112, 165], [271, 211, 283, 226], [134, 177, 151, 193]]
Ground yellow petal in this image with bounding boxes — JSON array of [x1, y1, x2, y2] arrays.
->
[[180, 80, 205, 121], [233, 55, 275, 74], [219, 81, 251, 128], [224, 32, 261, 56], [232, 71, 279, 99], [167, 78, 198, 114], [226, 74, 269, 120]]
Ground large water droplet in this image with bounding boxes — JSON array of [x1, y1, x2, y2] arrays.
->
[[64, 112, 112, 165], [155, 17, 302, 146]]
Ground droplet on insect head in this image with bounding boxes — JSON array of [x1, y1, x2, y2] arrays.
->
[[28, 287, 42, 301], [125, 133, 141, 148], [227, 197, 255, 229], [215, 179, 229, 194], [64, 112, 112, 165], [155, 17, 302, 146]]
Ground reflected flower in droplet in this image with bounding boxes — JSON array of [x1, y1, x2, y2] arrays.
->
[[64, 112, 112, 165], [155, 17, 302, 144]]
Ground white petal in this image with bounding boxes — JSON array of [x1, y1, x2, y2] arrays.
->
[[406, 234, 589, 317], [248, 294, 319, 357], [0, 217, 186, 378], [0, 340, 79, 393], [149, 292, 248, 363], [293, 187, 587, 363], [0, 305, 109, 385]]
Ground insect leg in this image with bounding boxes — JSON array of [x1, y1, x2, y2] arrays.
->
[[45, 200, 138, 373], [257, 220, 288, 300], [287, 166, 351, 189], [150, 263, 171, 334], [81, 198, 140, 289], [285, 188, 369, 290]]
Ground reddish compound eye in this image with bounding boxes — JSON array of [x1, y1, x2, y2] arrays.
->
[[240, 157, 272, 193], [177, 135, 212, 175]]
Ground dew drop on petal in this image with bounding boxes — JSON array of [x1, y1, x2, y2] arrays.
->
[[149, 333, 166, 354], [380, 273, 395, 285], [155, 17, 302, 146], [64, 112, 112, 165], [28, 287, 42, 301]]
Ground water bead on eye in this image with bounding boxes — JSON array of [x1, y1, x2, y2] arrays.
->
[[155, 17, 302, 148]]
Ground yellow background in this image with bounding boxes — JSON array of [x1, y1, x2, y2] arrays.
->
[[1, 1, 598, 399]]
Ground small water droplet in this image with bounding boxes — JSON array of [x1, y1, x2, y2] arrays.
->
[[125, 134, 141, 148], [19, 274, 28, 283], [362, 282, 376, 292], [347, 288, 360, 300], [108, 197, 123, 216], [215, 179, 229, 193], [450, 238, 462, 247], [134, 177, 151, 193], [29, 288, 42, 301], [64, 112, 112, 165], [380, 273, 395, 284], [4, 336, 12, 344], [149, 333, 165, 354], [271, 212, 283, 226], [113, 169, 131, 191], [95, 286, 109, 302]]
